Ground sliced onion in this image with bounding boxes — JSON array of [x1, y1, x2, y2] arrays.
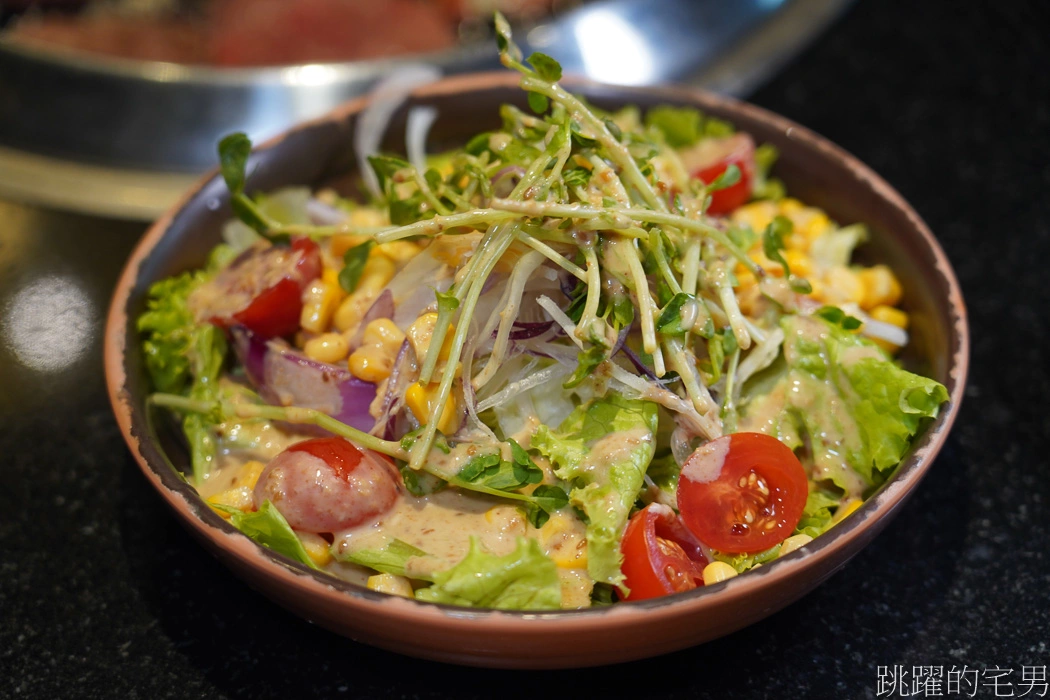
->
[[507, 320, 555, 340], [355, 65, 442, 201], [230, 327, 376, 432], [406, 106, 438, 175]]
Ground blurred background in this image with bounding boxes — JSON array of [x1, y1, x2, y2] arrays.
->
[[0, 0, 852, 218]]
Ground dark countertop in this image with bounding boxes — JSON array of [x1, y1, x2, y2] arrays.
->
[[2, 1, 1048, 697]]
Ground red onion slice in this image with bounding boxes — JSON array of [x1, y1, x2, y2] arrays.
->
[[231, 327, 377, 432]]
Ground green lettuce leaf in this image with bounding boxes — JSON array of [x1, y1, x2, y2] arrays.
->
[[137, 271, 208, 394], [139, 270, 228, 484], [224, 500, 320, 570], [740, 315, 948, 495], [414, 537, 561, 610], [795, 487, 842, 539], [340, 539, 431, 580], [532, 394, 658, 589]]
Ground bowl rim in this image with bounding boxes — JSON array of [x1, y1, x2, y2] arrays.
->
[[104, 71, 969, 630]]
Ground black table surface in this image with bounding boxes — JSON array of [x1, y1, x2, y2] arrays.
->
[[3, 1, 1048, 698]]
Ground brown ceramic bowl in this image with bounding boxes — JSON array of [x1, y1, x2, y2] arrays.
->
[[104, 72, 968, 669]]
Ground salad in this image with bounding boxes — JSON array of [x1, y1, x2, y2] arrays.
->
[[140, 16, 948, 610]]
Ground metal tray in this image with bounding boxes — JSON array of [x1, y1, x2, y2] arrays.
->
[[0, 0, 851, 218]]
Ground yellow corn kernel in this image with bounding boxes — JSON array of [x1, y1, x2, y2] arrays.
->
[[540, 514, 587, 569], [356, 255, 396, 294], [233, 460, 266, 490], [806, 277, 825, 302], [784, 249, 813, 279], [298, 532, 333, 567], [406, 313, 455, 364], [822, 266, 865, 305], [870, 305, 909, 329], [362, 318, 406, 355], [405, 382, 459, 434], [778, 197, 804, 214], [779, 533, 813, 556], [801, 211, 830, 241], [375, 240, 422, 263], [702, 561, 739, 585], [367, 573, 414, 597], [321, 267, 346, 301], [859, 265, 903, 310], [430, 234, 480, 267], [733, 269, 758, 289], [730, 200, 777, 234], [333, 291, 373, 332], [207, 487, 254, 515], [348, 346, 392, 382], [833, 499, 864, 525], [300, 279, 341, 334], [347, 319, 406, 382], [329, 234, 370, 258], [349, 206, 390, 228], [304, 332, 350, 364]]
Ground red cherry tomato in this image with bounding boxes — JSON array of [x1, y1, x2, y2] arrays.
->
[[202, 237, 321, 339], [620, 504, 708, 601], [254, 437, 402, 533], [685, 133, 756, 216], [677, 432, 807, 554]]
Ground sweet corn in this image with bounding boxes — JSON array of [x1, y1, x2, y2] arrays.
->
[[304, 332, 350, 364], [822, 266, 866, 306], [406, 313, 455, 364], [329, 234, 370, 258], [430, 234, 480, 267], [299, 532, 333, 567], [778, 197, 804, 214], [207, 487, 253, 515], [540, 514, 588, 569], [730, 200, 777, 234], [321, 268, 346, 301], [356, 255, 396, 294], [206, 460, 266, 516], [832, 498, 864, 525], [348, 319, 406, 382], [702, 561, 739, 585], [348, 348, 393, 383], [233, 460, 266, 490], [333, 292, 373, 332], [784, 249, 813, 279], [367, 573, 414, 598], [364, 318, 406, 354], [779, 533, 813, 556], [405, 382, 459, 434], [332, 256, 396, 332], [300, 279, 342, 334], [859, 265, 903, 310], [375, 240, 422, 263], [870, 304, 909, 329]]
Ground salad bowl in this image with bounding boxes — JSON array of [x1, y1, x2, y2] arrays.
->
[[105, 71, 967, 668]]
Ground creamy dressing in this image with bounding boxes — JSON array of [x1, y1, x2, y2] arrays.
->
[[680, 437, 730, 484], [574, 427, 652, 484]]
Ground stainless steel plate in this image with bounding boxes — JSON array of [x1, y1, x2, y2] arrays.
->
[[0, 0, 852, 219]]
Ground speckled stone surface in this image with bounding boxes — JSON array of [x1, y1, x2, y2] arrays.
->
[[2, 1, 1048, 697]]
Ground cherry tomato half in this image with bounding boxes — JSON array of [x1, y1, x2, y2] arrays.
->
[[254, 436, 402, 533], [677, 432, 807, 554], [620, 503, 708, 601], [202, 236, 322, 339], [684, 133, 756, 216]]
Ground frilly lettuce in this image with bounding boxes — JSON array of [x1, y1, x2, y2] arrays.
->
[[740, 315, 948, 496], [532, 394, 658, 589], [415, 537, 561, 610]]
